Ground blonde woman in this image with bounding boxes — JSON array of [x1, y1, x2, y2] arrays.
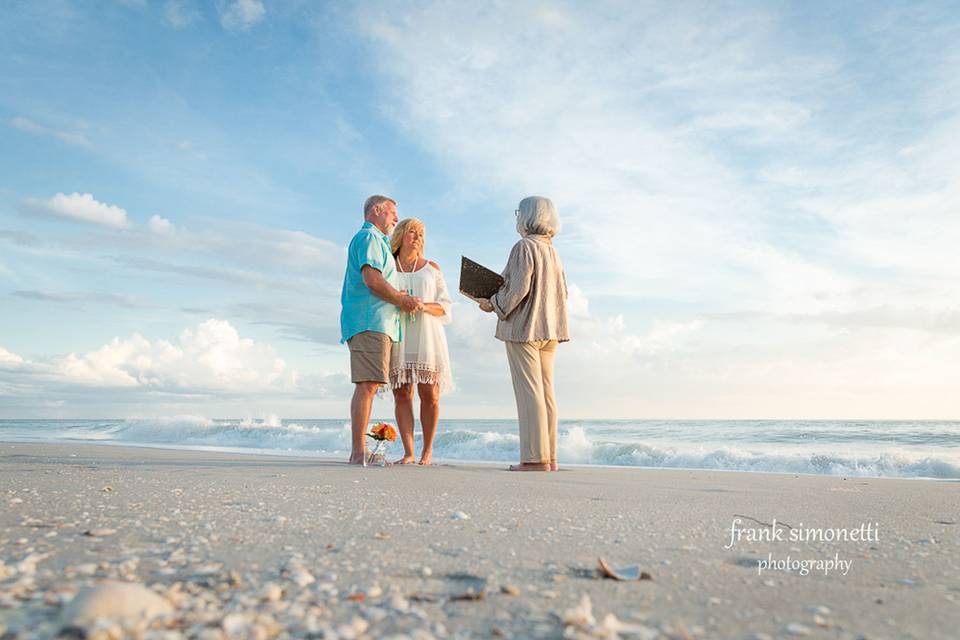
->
[[389, 218, 453, 465], [478, 196, 569, 471]]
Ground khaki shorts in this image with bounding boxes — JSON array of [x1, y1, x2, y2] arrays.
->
[[347, 331, 392, 384]]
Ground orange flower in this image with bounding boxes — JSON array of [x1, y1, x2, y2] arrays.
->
[[368, 422, 398, 442]]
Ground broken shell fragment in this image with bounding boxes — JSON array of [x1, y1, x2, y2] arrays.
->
[[597, 557, 652, 581]]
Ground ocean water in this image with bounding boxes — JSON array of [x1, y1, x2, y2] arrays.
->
[[1, 417, 958, 479]]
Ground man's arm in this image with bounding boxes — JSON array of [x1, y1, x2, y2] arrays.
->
[[362, 265, 420, 313]]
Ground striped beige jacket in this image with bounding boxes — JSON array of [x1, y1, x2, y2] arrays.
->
[[490, 234, 570, 343]]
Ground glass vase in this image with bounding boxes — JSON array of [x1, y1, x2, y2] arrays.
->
[[365, 439, 387, 467]]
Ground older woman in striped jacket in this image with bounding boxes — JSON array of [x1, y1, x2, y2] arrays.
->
[[479, 196, 570, 471]]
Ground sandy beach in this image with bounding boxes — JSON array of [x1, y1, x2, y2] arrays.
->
[[1, 443, 958, 639]]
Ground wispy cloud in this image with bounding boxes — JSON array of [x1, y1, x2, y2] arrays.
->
[[352, 3, 840, 299], [347, 1, 960, 418], [9, 117, 94, 150], [11, 290, 150, 309], [0, 229, 42, 247], [228, 302, 342, 346], [219, 0, 265, 31], [101, 222, 345, 287], [112, 255, 270, 288], [163, 0, 202, 29], [11, 195, 344, 284]]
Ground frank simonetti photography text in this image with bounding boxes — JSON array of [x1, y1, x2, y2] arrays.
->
[[1, 2, 959, 638]]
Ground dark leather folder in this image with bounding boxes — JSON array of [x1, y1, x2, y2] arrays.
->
[[459, 256, 504, 301]]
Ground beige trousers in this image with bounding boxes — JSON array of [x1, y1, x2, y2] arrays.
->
[[504, 340, 559, 464]]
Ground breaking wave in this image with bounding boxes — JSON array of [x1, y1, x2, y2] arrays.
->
[[2, 418, 959, 479]]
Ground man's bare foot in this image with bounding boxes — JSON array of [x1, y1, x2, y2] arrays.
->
[[394, 456, 416, 465], [508, 462, 551, 471], [418, 450, 433, 466], [550, 460, 559, 471], [348, 454, 365, 465]]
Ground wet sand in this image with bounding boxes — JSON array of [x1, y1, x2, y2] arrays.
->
[[1, 442, 958, 638]]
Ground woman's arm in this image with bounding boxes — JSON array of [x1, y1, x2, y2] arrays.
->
[[429, 263, 454, 323], [489, 241, 533, 320]]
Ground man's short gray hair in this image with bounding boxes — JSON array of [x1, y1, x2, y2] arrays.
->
[[363, 195, 397, 217], [516, 196, 559, 237]]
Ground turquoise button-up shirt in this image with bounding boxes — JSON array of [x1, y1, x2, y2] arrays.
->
[[340, 222, 402, 343]]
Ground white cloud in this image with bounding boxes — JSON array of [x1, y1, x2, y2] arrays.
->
[[54, 319, 292, 392], [164, 1, 201, 28], [219, 0, 265, 31], [22, 192, 130, 229], [9, 116, 93, 150], [0, 347, 24, 366], [624, 320, 703, 358], [566, 283, 590, 320], [148, 214, 175, 235]]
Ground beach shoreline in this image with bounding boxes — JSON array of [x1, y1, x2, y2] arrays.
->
[[1, 435, 955, 482], [2, 442, 958, 638], [5, 418, 958, 481]]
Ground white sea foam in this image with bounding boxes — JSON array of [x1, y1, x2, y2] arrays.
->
[[238, 414, 283, 428], [132, 415, 216, 428], [2, 418, 958, 479], [559, 426, 595, 463]]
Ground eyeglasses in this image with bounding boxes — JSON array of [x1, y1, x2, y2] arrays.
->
[[514, 208, 521, 217]]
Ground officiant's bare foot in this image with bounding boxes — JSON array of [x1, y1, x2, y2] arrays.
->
[[418, 450, 433, 466], [394, 455, 415, 465], [509, 462, 551, 472]]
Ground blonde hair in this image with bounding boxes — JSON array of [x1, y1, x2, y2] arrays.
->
[[391, 218, 426, 258]]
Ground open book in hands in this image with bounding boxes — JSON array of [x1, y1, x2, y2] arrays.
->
[[458, 256, 504, 302]]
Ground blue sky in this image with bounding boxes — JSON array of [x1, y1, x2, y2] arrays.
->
[[2, 0, 959, 419]]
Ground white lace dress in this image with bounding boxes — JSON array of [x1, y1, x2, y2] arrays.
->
[[390, 262, 454, 394]]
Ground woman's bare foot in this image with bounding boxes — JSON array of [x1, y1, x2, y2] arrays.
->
[[418, 450, 433, 466], [394, 456, 416, 465], [508, 462, 551, 471]]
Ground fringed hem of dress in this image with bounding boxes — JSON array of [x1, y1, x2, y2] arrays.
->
[[390, 364, 453, 394]]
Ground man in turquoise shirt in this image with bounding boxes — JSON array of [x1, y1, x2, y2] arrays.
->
[[340, 195, 421, 464]]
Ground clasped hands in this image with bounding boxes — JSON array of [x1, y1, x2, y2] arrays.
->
[[399, 294, 424, 314]]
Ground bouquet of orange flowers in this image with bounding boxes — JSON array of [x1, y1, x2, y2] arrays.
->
[[367, 422, 398, 443], [365, 422, 397, 466]]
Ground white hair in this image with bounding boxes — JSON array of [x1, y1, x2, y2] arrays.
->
[[363, 194, 396, 218], [516, 196, 559, 237]]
